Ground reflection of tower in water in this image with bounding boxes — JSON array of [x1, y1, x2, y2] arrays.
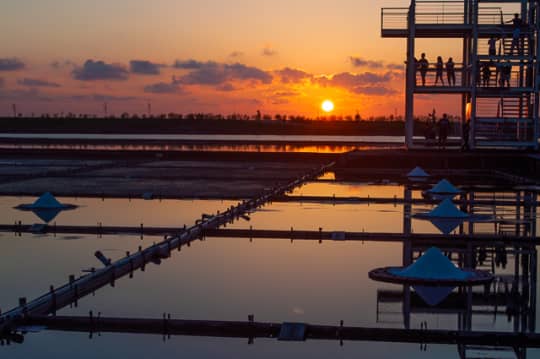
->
[[378, 184, 537, 359]]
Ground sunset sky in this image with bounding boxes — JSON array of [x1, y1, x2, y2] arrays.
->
[[0, 0, 463, 118]]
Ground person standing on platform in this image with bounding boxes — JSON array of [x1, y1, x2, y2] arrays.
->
[[419, 53, 429, 86], [488, 36, 498, 56], [507, 13, 523, 55], [482, 62, 492, 87], [435, 56, 444, 85], [446, 57, 456, 86]]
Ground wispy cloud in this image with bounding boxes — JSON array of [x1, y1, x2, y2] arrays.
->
[[18, 78, 61, 88], [262, 46, 278, 57], [144, 81, 183, 94], [229, 51, 244, 58], [350, 56, 403, 71], [50, 60, 76, 69]]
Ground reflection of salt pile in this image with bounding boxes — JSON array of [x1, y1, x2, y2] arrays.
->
[[390, 247, 471, 280], [426, 179, 462, 200], [417, 198, 469, 234], [413, 285, 455, 306], [407, 167, 430, 182], [16, 193, 75, 223]]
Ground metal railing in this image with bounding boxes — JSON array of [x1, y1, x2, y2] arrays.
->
[[381, 3, 515, 31]]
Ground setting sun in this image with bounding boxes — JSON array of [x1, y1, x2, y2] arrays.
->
[[321, 100, 335, 113]]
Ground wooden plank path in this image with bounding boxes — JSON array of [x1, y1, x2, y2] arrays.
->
[[19, 315, 540, 348], [274, 195, 540, 207], [0, 162, 335, 333], [2, 225, 540, 246], [2, 225, 540, 245]]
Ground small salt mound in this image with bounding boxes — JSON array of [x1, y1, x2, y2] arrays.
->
[[429, 179, 461, 194], [30, 192, 66, 209], [407, 166, 430, 178], [391, 247, 471, 280], [425, 198, 469, 219]]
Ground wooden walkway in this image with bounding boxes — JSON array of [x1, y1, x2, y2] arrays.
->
[[0, 162, 334, 333], [273, 195, 539, 207], [2, 225, 539, 245], [20, 315, 540, 348]]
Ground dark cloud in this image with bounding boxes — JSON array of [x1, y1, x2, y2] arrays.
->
[[18, 78, 61, 88], [276, 67, 312, 83], [130, 60, 163, 75], [174, 60, 272, 86], [72, 60, 129, 81], [262, 47, 278, 57], [144, 81, 183, 94], [317, 71, 397, 96], [173, 59, 208, 69], [0, 58, 25, 71]]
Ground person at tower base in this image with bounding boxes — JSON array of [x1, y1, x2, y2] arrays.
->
[[438, 113, 450, 149]]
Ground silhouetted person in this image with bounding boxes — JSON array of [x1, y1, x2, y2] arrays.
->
[[488, 36, 497, 56], [419, 53, 429, 86], [507, 13, 522, 55], [435, 56, 444, 85], [446, 57, 456, 86], [438, 113, 450, 149], [496, 60, 504, 87], [502, 60, 512, 87], [425, 109, 437, 145], [461, 119, 470, 151], [482, 62, 492, 87]]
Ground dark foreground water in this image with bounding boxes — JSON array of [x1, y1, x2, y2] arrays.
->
[[0, 179, 538, 358]]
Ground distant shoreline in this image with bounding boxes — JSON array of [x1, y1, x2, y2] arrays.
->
[[0, 117, 410, 136]]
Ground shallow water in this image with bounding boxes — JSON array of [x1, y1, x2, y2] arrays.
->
[[0, 180, 538, 358]]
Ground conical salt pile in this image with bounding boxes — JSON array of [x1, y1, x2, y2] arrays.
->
[[426, 198, 468, 219], [407, 166, 430, 178], [429, 179, 461, 195], [30, 192, 65, 209], [393, 247, 470, 280]]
